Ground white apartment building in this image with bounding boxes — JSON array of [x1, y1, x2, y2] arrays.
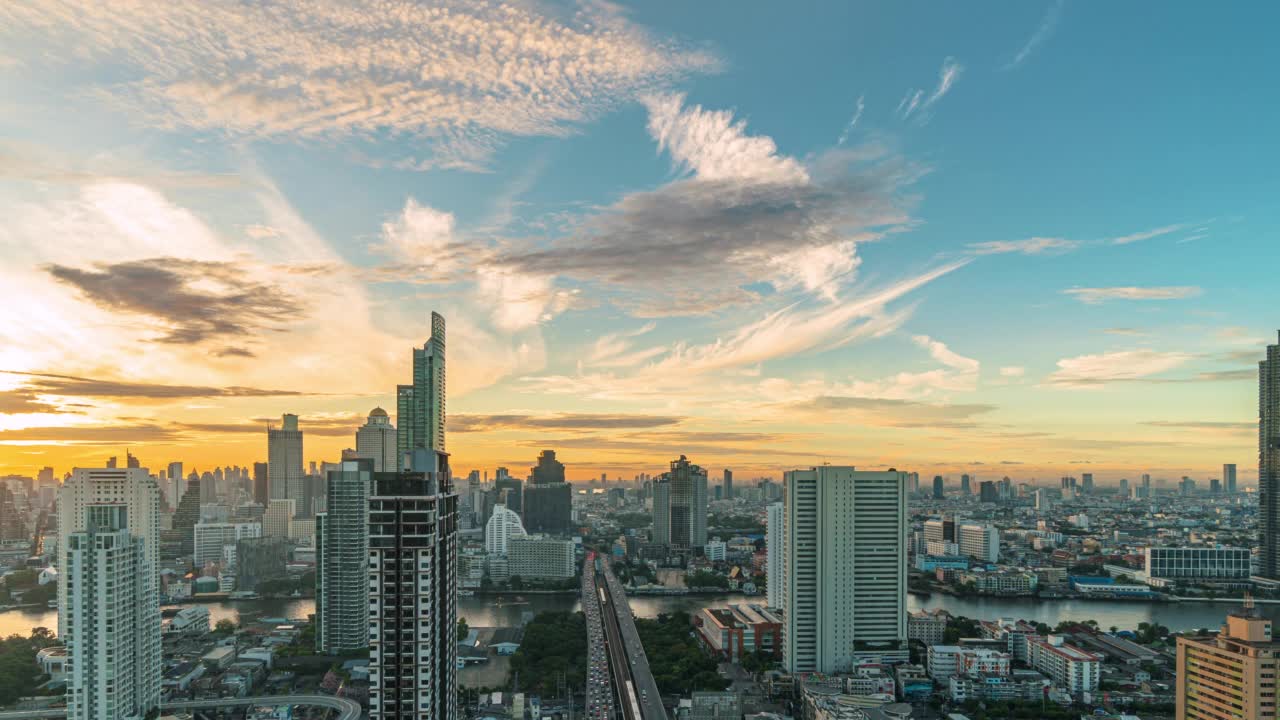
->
[[1144, 546, 1251, 581], [1027, 635, 1101, 695], [782, 467, 908, 673], [59, 468, 161, 720], [193, 522, 262, 566], [705, 539, 727, 562], [484, 504, 526, 555], [957, 524, 1000, 564], [316, 459, 371, 655], [927, 646, 1011, 679], [908, 610, 948, 646], [508, 536, 575, 579]]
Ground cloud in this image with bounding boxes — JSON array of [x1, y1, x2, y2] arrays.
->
[[450, 413, 683, 433], [837, 95, 866, 146], [521, 435, 815, 458], [966, 237, 1080, 255], [177, 413, 363, 437], [498, 95, 923, 315], [0, 1, 718, 169], [2, 371, 315, 402], [1045, 350, 1195, 387], [1104, 327, 1148, 337], [999, 366, 1026, 377], [790, 396, 997, 428], [1110, 224, 1186, 245], [585, 323, 663, 368], [46, 257, 304, 344], [0, 389, 67, 415], [1063, 286, 1202, 304], [1005, 0, 1065, 69], [900, 57, 963, 122], [1142, 420, 1253, 431], [0, 423, 180, 444]]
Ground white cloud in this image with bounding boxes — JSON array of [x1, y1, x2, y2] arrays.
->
[[0, 1, 718, 169], [1005, 0, 1065, 69], [585, 323, 663, 369], [967, 237, 1080, 255], [1110, 224, 1186, 245], [837, 95, 866, 146], [900, 58, 963, 121], [1064, 286, 1202, 304], [1046, 350, 1194, 388], [643, 93, 808, 184], [913, 335, 980, 374], [999, 366, 1027, 377]]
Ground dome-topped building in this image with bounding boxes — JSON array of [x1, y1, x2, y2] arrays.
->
[[356, 407, 396, 471]]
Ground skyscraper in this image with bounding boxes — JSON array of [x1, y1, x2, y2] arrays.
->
[[658, 455, 708, 551], [960, 474, 971, 495], [316, 458, 373, 654], [1177, 609, 1280, 720], [782, 467, 908, 673], [723, 468, 733, 500], [1225, 463, 1238, 494], [524, 450, 572, 534], [484, 504, 527, 555], [652, 479, 671, 545], [268, 413, 304, 510], [397, 311, 446, 469], [1260, 333, 1280, 578], [357, 407, 398, 472], [766, 501, 783, 609], [368, 458, 459, 720], [1082, 473, 1094, 494], [252, 461, 269, 506], [59, 467, 161, 720], [932, 475, 944, 499]]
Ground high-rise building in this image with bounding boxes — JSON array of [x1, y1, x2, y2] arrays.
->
[[723, 468, 733, 500], [658, 455, 708, 550], [495, 475, 523, 514], [0, 485, 24, 542], [652, 479, 671, 545], [236, 536, 288, 592], [508, 536, 575, 579], [59, 468, 161, 720], [960, 474, 971, 495], [978, 481, 997, 503], [253, 462, 269, 506], [1263, 334, 1280, 578], [268, 414, 304, 509], [316, 458, 373, 654], [1177, 609, 1280, 720], [1225, 463, 1238, 495], [193, 521, 262, 567], [396, 312, 446, 470], [957, 523, 1000, 564], [782, 467, 908, 673], [485, 504, 527, 555], [168, 475, 201, 558], [1081, 473, 1094, 494], [932, 476, 944, 499], [766, 502, 783, 609], [368, 455, 458, 720], [357, 407, 398, 472], [525, 450, 572, 534], [1142, 473, 1152, 498], [264, 498, 295, 539]]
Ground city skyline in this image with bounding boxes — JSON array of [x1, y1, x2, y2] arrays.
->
[[1, 3, 1278, 480]]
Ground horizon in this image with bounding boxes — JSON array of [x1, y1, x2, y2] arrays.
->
[[1, 2, 1277, 481]]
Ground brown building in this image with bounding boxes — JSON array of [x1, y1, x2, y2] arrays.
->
[[1177, 610, 1280, 720]]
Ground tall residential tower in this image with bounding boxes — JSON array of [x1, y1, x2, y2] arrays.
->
[[1260, 333, 1280, 579], [782, 467, 908, 673], [357, 407, 398, 472], [59, 467, 161, 720]]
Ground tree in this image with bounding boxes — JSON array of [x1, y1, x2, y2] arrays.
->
[[457, 617, 469, 642], [214, 619, 237, 635]]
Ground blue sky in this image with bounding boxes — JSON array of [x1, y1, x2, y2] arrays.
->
[[0, 1, 1274, 482]]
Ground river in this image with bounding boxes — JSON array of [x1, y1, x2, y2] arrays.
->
[[0, 592, 1266, 638]]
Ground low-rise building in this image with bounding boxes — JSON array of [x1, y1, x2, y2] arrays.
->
[[696, 604, 782, 660], [908, 609, 949, 646], [508, 536, 575, 579], [1027, 635, 1101, 695], [948, 670, 1050, 702]]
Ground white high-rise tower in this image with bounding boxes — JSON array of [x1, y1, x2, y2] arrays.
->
[[268, 413, 304, 508], [782, 466, 908, 674], [59, 467, 161, 720]]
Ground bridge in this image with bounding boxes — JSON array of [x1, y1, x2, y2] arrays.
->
[[584, 554, 667, 720], [0, 695, 362, 720]]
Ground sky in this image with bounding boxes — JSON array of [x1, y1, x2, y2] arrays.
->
[[0, 1, 1276, 485]]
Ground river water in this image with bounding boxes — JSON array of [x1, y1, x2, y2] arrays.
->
[[1, 592, 1268, 638]]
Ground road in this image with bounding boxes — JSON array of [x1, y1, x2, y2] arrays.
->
[[581, 552, 616, 720], [598, 561, 667, 720], [0, 695, 361, 720]]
